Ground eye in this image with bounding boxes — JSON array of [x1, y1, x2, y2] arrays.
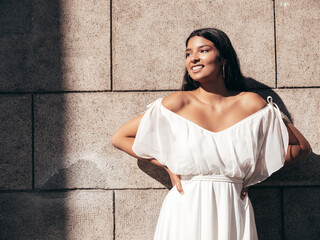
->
[[200, 49, 209, 53], [185, 53, 191, 58]]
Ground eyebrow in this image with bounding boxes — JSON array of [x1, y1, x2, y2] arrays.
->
[[185, 45, 212, 52]]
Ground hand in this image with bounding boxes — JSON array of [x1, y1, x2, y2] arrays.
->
[[166, 169, 184, 195], [240, 187, 248, 200]]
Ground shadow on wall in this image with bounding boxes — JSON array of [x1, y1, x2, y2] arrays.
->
[[0, 1, 67, 239]]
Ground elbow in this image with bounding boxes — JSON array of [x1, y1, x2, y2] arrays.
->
[[302, 145, 312, 156], [110, 133, 120, 149], [285, 142, 312, 166], [300, 142, 312, 157]]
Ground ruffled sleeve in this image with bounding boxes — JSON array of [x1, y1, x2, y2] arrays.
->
[[243, 96, 289, 188], [132, 98, 166, 164]]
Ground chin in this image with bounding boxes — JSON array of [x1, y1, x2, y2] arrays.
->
[[191, 75, 210, 82]]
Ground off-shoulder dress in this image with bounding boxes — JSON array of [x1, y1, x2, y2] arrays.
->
[[132, 96, 289, 240]]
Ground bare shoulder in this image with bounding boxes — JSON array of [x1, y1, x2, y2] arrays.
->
[[238, 92, 267, 113], [162, 91, 188, 112]]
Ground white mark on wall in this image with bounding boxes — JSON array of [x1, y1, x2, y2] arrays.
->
[[279, 2, 290, 7]]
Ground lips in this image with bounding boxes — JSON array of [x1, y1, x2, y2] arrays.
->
[[191, 64, 204, 72]]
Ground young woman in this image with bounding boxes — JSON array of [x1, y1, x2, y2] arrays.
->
[[111, 28, 312, 240]]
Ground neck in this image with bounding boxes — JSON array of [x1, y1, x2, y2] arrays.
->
[[194, 77, 235, 104]]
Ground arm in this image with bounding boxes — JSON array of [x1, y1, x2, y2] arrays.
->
[[111, 113, 168, 169], [111, 92, 185, 167], [283, 118, 312, 165], [246, 92, 312, 164], [111, 95, 186, 195], [240, 110, 312, 200], [111, 113, 184, 191]]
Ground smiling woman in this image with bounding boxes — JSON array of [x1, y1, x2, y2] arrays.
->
[[182, 28, 247, 92], [111, 28, 312, 240], [186, 37, 222, 83]]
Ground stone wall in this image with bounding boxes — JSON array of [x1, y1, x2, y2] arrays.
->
[[0, 0, 319, 239]]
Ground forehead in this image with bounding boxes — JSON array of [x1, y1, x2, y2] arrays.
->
[[186, 36, 215, 49]]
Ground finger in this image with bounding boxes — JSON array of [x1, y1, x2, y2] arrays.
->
[[176, 181, 184, 195], [170, 179, 175, 187]]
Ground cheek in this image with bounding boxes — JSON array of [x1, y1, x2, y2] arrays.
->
[[205, 55, 221, 67], [185, 59, 191, 69]]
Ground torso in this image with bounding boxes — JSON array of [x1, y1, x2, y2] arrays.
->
[[162, 90, 267, 133]]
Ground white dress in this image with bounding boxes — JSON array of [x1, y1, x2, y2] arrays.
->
[[132, 96, 289, 240]]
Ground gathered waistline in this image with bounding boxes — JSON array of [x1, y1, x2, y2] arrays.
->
[[180, 174, 243, 184]]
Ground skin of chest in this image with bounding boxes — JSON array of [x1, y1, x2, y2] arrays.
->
[[173, 101, 254, 133]]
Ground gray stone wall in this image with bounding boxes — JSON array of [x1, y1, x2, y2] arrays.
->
[[0, 0, 319, 239]]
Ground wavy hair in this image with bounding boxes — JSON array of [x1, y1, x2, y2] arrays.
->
[[182, 28, 247, 91]]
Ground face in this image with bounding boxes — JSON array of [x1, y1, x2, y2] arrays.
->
[[185, 36, 223, 83]]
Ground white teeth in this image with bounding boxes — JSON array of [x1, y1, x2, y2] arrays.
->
[[192, 66, 203, 70]]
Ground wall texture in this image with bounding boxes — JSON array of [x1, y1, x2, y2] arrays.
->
[[0, 0, 319, 239]]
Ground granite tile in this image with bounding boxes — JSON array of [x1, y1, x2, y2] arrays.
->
[[0, 190, 113, 240], [0, 95, 32, 190], [113, 0, 275, 90], [276, 0, 320, 87], [115, 189, 168, 240]]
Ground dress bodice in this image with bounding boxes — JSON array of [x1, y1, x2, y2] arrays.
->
[[132, 96, 289, 188]]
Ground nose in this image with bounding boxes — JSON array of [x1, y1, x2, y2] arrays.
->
[[190, 52, 200, 63]]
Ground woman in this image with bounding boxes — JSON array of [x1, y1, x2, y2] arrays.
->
[[111, 28, 312, 239]]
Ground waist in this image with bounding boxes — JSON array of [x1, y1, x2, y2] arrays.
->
[[180, 174, 243, 184]]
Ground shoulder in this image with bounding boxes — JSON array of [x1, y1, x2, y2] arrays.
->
[[162, 91, 189, 112], [238, 92, 267, 113]]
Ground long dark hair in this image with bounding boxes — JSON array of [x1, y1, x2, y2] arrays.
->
[[182, 28, 247, 91]]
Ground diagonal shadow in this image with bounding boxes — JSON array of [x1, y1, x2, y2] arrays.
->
[[0, 0, 67, 239]]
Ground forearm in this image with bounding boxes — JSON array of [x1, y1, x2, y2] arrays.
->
[[112, 135, 138, 158], [111, 136, 168, 169]]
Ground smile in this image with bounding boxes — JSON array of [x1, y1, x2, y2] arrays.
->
[[191, 65, 204, 72]]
